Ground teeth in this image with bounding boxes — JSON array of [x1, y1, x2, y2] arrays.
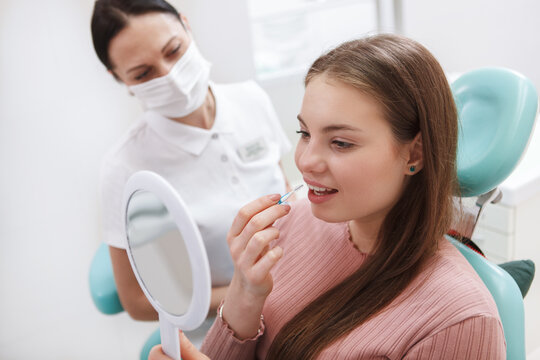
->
[[307, 184, 334, 192]]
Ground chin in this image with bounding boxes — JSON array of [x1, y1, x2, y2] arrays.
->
[[309, 203, 347, 223]]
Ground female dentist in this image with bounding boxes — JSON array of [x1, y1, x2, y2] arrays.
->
[[91, 0, 291, 320]]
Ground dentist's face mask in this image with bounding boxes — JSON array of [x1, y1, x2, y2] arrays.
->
[[128, 42, 211, 118]]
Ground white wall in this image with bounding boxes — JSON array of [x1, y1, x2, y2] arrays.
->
[[402, 0, 540, 92], [0, 0, 150, 358], [169, 0, 256, 83]]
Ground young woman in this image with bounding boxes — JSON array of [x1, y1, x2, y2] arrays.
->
[[90, 0, 290, 320], [193, 34, 505, 359]]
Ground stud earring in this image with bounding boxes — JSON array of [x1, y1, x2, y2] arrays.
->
[[409, 165, 416, 173]]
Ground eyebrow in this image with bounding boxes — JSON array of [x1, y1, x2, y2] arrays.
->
[[297, 115, 362, 133], [161, 36, 178, 53], [126, 36, 178, 74], [127, 64, 147, 74]]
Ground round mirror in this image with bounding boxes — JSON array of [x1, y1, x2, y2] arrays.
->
[[123, 171, 211, 359], [126, 190, 194, 316]]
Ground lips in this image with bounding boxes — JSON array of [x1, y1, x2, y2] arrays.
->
[[304, 179, 339, 204]]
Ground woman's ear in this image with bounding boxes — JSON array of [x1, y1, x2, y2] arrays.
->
[[405, 132, 423, 175], [180, 14, 192, 32]]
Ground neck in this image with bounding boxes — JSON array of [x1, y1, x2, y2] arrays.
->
[[348, 217, 384, 254], [169, 87, 216, 129]]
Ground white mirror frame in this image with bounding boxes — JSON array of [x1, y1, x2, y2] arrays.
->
[[123, 170, 211, 359]]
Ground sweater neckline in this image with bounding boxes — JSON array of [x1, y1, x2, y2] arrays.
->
[[344, 222, 368, 255]]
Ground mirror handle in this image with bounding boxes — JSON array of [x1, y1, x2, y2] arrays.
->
[[159, 314, 181, 360]]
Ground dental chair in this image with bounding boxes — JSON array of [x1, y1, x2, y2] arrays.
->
[[448, 67, 537, 360], [89, 67, 538, 359]]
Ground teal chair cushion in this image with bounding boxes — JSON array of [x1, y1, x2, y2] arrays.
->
[[449, 237, 526, 360], [452, 67, 538, 197], [89, 243, 161, 359], [140, 328, 161, 360], [89, 243, 124, 315], [499, 259, 535, 297]]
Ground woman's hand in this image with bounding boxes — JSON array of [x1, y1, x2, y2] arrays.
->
[[228, 194, 290, 297], [148, 331, 209, 360], [222, 194, 290, 339]]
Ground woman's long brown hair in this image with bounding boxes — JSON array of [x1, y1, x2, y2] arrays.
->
[[266, 34, 458, 359]]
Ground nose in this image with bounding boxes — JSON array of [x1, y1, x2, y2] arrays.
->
[[156, 60, 175, 78], [295, 140, 327, 175]]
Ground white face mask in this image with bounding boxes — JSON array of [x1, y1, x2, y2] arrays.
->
[[128, 42, 211, 118]]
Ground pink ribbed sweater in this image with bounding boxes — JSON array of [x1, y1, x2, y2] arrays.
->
[[201, 200, 505, 359]]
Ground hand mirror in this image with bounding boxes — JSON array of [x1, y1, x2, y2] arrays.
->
[[123, 171, 211, 360]]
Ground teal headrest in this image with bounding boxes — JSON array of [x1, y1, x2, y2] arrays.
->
[[452, 67, 538, 197]]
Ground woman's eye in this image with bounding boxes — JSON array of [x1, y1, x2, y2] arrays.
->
[[168, 45, 181, 57], [296, 130, 310, 139], [135, 69, 150, 81], [332, 140, 354, 149]]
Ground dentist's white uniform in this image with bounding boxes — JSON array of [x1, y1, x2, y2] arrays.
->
[[99, 81, 291, 286]]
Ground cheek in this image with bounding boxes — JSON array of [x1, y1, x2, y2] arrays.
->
[[340, 151, 406, 202], [294, 141, 305, 170]]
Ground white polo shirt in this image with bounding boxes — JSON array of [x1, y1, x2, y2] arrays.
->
[[99, 81, 291, 286]]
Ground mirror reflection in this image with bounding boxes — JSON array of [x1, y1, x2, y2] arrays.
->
[[126, 190, 193, 316]]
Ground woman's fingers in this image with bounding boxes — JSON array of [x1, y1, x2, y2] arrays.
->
[[228, 194, 281, 244], [238, 226, 280, 268], [230, 204, 290, 258], [249, 246, 283, 283], [241, 204, 288, 240], [229, 203, 290, 259], [257, 244, 270, 262], [225, 194, 290, 299]]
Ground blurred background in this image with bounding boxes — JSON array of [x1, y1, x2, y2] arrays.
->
[[1, 0, 539, 358]]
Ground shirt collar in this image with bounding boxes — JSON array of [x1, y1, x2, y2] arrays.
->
[[144, 82, 233, 156]]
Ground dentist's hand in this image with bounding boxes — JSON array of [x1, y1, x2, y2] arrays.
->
[[222, 194, 290, 339]]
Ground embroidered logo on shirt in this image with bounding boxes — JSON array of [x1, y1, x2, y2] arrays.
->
[[237, 137, 268, 162]]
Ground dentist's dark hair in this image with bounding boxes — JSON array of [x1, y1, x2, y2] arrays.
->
[[91, 0, 185, 70], [267, 34, 459, 359]]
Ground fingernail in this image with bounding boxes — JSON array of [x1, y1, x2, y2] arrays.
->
[[269, 194, 281, 202], [281, 204, 291, 212]]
